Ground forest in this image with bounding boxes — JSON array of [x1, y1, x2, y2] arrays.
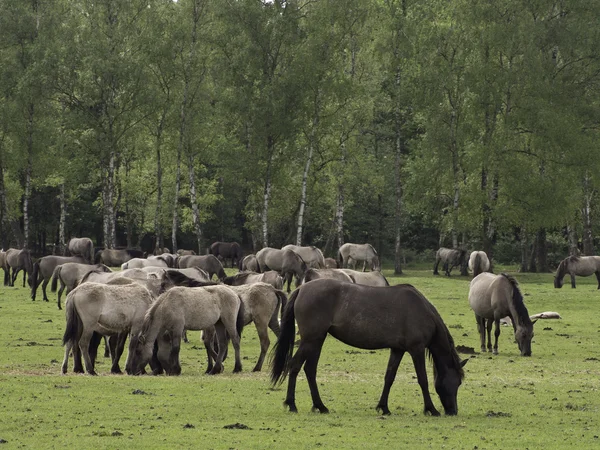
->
[[0, 0, 599, 273]]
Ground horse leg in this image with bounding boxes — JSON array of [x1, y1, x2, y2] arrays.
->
[[103, 336, 111, 358], [493, 319, 501, 355], [202, 328, 218, 374], [283, 341, 311, 413], [433, 259, 440, 275], [571, 273, 577, 288], [78, 330, 97, 375], [89, 332, 102, 368], [376, 348, 405, 415], [111, 333, 127, 374], [252, 321, 270, 372], [302, 337, 328, 413], [183, 330, 189, 343], [268, 310, 281, 337], [208, 323, 227, 375], [362, 260, 366, 272], [168, 331, 182, 375], [410, 351, 440, 416], [62, 340, 73, 374], [486, 319, 493, 353], [284, 272, 293, 293], [11, 268, 19, 286], [150, 341, 163, 375], [41, 277, 50, 302], [22, 269, 27, 288], [596, 272, 600, 289], [475, 314, 486, 353], [57, 284, 66, 310]]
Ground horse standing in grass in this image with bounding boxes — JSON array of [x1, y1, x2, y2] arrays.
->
[[338, 243, 380, 272], [469, 272, 536, 356], [240, 254, 259, 272], [341, 269, 390, 286], [554, 255, 600, 289], [209, 241, 243, 269], [256, 247, 307, 293], [65, 237, 95, 264], [468, 251, 490, 277], [51, 262, 112, 309], [433, 247, 467, 276], [270, 279, 466, 416], [5, 248, 34, 287], [176, 254, 226, 281], [31, 255, 89, 302], [282, 245, 325, 269]]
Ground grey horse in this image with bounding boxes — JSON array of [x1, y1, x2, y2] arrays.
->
[[338, 243, 380, 271], [5, 248, 34, 287], [256, 247, 308, 293], [282, 244, 325, 269], [65, 237, 95, 264], [51, 262, 112, 309], [176, 254, 226, 281], [31, 255, 88, 301]]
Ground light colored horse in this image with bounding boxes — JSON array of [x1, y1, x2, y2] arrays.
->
[[66, 237, 95, 264], [338, 243, 380, 272], [554, 255, 600, 288], [122, 257, 168, 270], [128, 283, 245, 376], [433, 247, 467, 276], [140, 266, 211, 283], [282, 245, 325, 269], [468, 251, 491, 277], [324, 257, 339, 269], [80, 268, 150, 284], [240, 254, 259, 272], [31, 255, 89, 302], [51, 262, 112, 309], [256, 247, 308, 292], [341, 269, 389, 286], [148, 253, 176, 267], [223, 271, 284, 290], [301, 268, 354, 284], [61, 282, 154, 375], [469, 273, 536, 356]]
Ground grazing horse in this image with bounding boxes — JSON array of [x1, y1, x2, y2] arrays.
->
[[176, 254, 226, 281], [282, 245, 325, 269], [61, 282, 154, 375], [128, 281, 245, 376], [469, 273, 536, 356], [148, 253, 176, 268], [176, 249, 196, 256], [31, 255, 88, 302], [162, 270, 285, 372], [209, 241, 243, 269], [50, 262, 112, 310], [433, 248, 467, 276], [65, 237, 95, 264], [270, 279, 466, 415], [0, 250, 8, 283], [468, 251, 491, 277], [121, 257, 169, 270], [240, 254, 259, 272], [301, 268, 354, 284], [256, 248, 308, 293], [324, 257, 339, 269], [341, 269, 390, 286], [338, 243, 380, 272], [5, 248, 34, 287], [554, 255, 600, 289], [94, 248, 145, 267], [223, 271, 284, 290]]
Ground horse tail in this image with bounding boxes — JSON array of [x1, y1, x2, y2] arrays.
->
[[218, 266, 226, 281], [274, 289, 288, 319], [236, 298, 245, 339], [337, 249, 343, 268], [50, 265, 62, 293], [270, 288, 298, 386], [62, 297, 80, 347], [94, 250, 103, 264], [30, 260, 40, 300], [473, 253, 482, 277]]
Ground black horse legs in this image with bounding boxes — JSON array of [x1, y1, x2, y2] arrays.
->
[[376, 348, 405, 415], [303, 338, 328, 413], [486, 319, 493, 353], [410, 351, 440, 416], [492, 319, 501, 355], [284, 339, 328, 413]]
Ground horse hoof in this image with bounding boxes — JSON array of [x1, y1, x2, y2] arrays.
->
[[233, 365, 242, 373], [493, 350, 498, 355], [376, 405, 391, 416], [312, 406, 329, 414], [252, 366, 261, 372]]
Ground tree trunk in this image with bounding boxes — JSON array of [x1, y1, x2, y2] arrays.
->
[[567, 224, 579, 256], [106, 151, 116, 248], [296, 134, 314, 246], [393, 112, 403, 275], [188, 152, 203, 252], [519, 227, 528, 273], [58, 182, 67, 254], [154, 128, 164, 254], [582, 173, 594, 255], [336, 139, 347, 251], [535, 228, 548, 273], [23, 103, 35, 249], [262, 137, 274, 248]]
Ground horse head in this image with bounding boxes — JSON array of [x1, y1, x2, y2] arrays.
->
[[434, 358, 467, 415], [515, 321, 535, 357]]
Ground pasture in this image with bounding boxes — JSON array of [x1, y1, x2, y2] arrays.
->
[[0, 266, 599, 449]]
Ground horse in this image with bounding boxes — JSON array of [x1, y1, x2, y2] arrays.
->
[[50, 262, 112, 309], [324, 257, 339, 269], [5, 248, 34, 288], [270, 279, 466, 416], [121, 257, 169, 270], [162, 270, 285, 372], [80, 267, 150, 284], [128, 280, 245, 376], [468, 251, 491, 277], [282, 245, 325, 269], [240, 254, 259, 272], [61, 282, 154, 375], [176, 249, 196, 256], [468, 272, 536, 356], [340, 269, 390, 286], [94, 248, 145, 267], [301, 268, 354, 284], [148, 253, 176, 267], [255, 247, 308, 293], [209, 241, 243, 269], [140, 266, 211, 283], [554, 255, 600, 289], [0, 250, 8, 284], [176, 254, 226, 281], [223, 271, 284, 290], [154, 247, 171, 255], [338, 243, 380, 272], [65, 237, 95, 264], [31, 255, 88, 302], [433, 247, 467, 276]]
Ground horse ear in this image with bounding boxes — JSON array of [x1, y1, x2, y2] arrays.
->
[[531, 319, 538, 325], [460, 359, 468, 368]]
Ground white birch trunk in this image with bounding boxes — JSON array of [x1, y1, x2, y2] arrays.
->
[[262, 150, 273, 248], [23, 103, 34, 249], [296, 114, 317, 246], [59, 182, 66, 253], [188, 153, 203, 252]]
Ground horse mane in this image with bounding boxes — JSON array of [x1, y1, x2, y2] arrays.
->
[[500, 273, 532, 325], [367, 243, 378, 255], [80, 269, 106, 284], [163, 270, 218, 288]]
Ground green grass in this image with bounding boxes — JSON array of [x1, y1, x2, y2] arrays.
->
[[1, 267, 599, 449]]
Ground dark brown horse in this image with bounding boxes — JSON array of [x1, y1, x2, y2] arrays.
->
[[176, 254, 226, 281], [270, 279, 466, 416], [209, 241, 243, 269]]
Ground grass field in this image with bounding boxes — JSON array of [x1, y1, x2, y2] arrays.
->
[[1, 266, 599, 449]]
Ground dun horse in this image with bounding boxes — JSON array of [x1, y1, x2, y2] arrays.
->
[[554, 255, 600, 288], [31, 255, 88, 302], [240, 254, 259, 272], [341, 268, 390, 286], [223, 271, 284, 290], [256, 247, 307, 293], [433, 248, 467, 277], [468, 251, 490, 277], [270, 279, 466, 416], [51, 262, 112, 309], [176, 254, 226, 281], [469, 273, 536, 356], [301, 268, 354, 284], [5, 248, 34, 288], [94, 248, 145, 267], [65, 237, 95, 264], [282, 245, 325, 269], [338, 243, 380, 271]]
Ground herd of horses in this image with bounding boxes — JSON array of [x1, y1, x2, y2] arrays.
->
[[2, 237, 595, 417]]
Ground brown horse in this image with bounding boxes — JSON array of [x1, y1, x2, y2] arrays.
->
[[176, 254, 226, 281], [270, 279, 466, 416], [5, 248, 34, 288], [554, 255, 600, 288], [256, 247, 307, 293], [209, 241, 243, 269]]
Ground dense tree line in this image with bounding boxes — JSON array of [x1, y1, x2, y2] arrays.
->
[[0, 0, 599, 273]]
